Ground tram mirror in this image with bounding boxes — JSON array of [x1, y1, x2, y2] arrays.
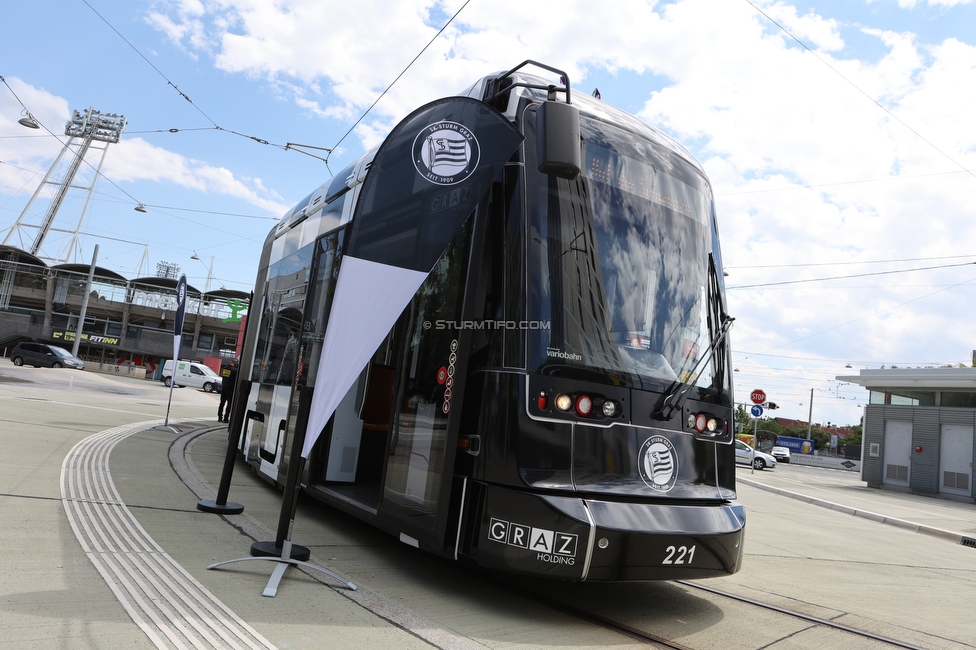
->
[[536, 100, 581, 180]]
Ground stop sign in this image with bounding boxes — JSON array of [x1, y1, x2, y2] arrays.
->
[[750, 389, 766, 404]]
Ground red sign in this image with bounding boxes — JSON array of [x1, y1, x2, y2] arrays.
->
[[750, 389, 766, 405]]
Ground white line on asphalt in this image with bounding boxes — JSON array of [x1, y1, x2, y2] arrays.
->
[[60, 419, 277, 650]]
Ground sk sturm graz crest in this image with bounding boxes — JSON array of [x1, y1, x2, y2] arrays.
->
[[413, 121, 481, 185], [638, 435, 678, 492]]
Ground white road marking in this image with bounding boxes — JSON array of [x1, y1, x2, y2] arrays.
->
[[60, 419, 277, 650]]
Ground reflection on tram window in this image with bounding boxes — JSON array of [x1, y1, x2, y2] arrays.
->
[[384, 219, 473, 515], [252, 244, 314, 385], [528, 116, 714, 391]]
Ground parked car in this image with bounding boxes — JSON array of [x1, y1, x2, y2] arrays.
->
[[10, 342, 85, 369], [734, 440, 777, 470], [771, 446, 791, 463], [161, 359, 222, 392]]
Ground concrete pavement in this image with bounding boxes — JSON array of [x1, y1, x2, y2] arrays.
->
[[2, 359, 975, 649]]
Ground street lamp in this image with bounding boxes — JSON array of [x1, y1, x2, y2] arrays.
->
[[18, 110, 40, 129], [191, 252, 214, 293]]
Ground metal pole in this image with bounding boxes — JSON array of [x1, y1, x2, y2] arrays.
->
[[164, 342, 178, 427], [806, 387, 813, 440], [752, 415, 758, 474], [196, 380, 249, 514], [71, 244, 98, 358], [250, 383, 313, 562], [197, 290, 253, 515]]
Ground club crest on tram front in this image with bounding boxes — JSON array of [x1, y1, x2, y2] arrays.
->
[[638, 435, 678, 492], [412, 120, 480, 185]]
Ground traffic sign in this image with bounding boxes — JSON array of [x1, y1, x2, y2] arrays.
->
[[750, 389, 766, 404], [751, 404, 764, 417]]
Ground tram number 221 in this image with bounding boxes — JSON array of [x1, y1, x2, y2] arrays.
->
[[662, 545, 696, 565]]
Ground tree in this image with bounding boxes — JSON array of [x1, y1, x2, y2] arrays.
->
[[733, 404, 751, 433], [808, 428, 830, 451]]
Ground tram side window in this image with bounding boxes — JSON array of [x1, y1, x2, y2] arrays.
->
[[301, 231, 344, 389], [252, 244, 314, 386], [468, 183, 507, 369]]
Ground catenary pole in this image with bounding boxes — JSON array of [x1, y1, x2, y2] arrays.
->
[[71, 245, 98, 358]]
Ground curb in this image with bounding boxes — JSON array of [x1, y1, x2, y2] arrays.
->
[[737, 477, 971, 548]]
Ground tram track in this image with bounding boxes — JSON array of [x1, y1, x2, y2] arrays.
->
[[521, 593, 696, 650], [491, 573, 940, 650], [674, 580, 931, 650], [170, 424, 966, 650]]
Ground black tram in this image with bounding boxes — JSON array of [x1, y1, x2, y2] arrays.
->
[[238, 62, 744, 581]]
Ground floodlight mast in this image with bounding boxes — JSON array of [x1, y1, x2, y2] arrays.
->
[[3, 108, 126, 259]]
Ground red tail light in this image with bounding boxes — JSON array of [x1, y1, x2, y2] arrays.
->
[[575, 394, 593, 417]]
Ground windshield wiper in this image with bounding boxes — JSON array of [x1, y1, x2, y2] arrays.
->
[[654, 254, 733, 421], [654, 314, 733, 420]]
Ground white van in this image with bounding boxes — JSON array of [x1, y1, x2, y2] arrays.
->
[[161, 360, 223, 392]]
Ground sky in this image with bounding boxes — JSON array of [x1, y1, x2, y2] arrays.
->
[[2, 0, 976, 428]]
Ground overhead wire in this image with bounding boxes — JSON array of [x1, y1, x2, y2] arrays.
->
[[727, 261, 976, 289], [328, 0, 473, 157], [6, 1, 476, 278], [0, 158, 277, 220], [80, 0, 302, 156], [715, 168, 974, 196], [747, 270, 976, 355], [715, 4, 976, 362], [724, 3, 976, 415], [0, 75, 146, 209], [83, 0, 474, 165], [728, 253, 976, 270], [743, 0, 976, 181], [733, 350, 964, 366]]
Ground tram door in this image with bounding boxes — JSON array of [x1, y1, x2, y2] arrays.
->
[[248, 254, 310, 483], [939, 425, 973, 497], [376, 218, 476, 547]]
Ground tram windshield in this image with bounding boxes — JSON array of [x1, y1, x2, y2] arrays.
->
[[528, 115, 726, 394]]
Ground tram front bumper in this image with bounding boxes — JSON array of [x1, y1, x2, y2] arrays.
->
[[471, 484, 746, 581]]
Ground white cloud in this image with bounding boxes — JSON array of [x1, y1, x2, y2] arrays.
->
[[896, 0, 974, 8], [755, 1, 845, 51], [83, 1, 976, 422], [0, 77, 72, 164], [0, 78, 289, 220], [105, 137, 290, 215]]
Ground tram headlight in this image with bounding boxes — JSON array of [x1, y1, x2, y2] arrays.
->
[[694, 413, 708, 432], [575, 394, 593, 417], [554, 393, 573, 412], [602, 400, 620, 418]]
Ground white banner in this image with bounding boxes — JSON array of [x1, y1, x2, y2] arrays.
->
[[302, 257, 427, 459]]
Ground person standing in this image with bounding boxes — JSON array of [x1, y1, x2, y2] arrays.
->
[[218, 358, 239, 423]]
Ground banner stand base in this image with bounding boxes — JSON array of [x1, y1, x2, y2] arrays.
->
[[208, 539, 356, 597], [196, 499, 244, 515]]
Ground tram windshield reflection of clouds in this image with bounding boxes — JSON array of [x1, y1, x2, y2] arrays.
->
[[237, 62, 744, 582], [530, 118, 716, 393]]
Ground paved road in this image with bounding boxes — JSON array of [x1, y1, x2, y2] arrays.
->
[[2, 360, 975, 649], [740, 461, 976, 539]]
